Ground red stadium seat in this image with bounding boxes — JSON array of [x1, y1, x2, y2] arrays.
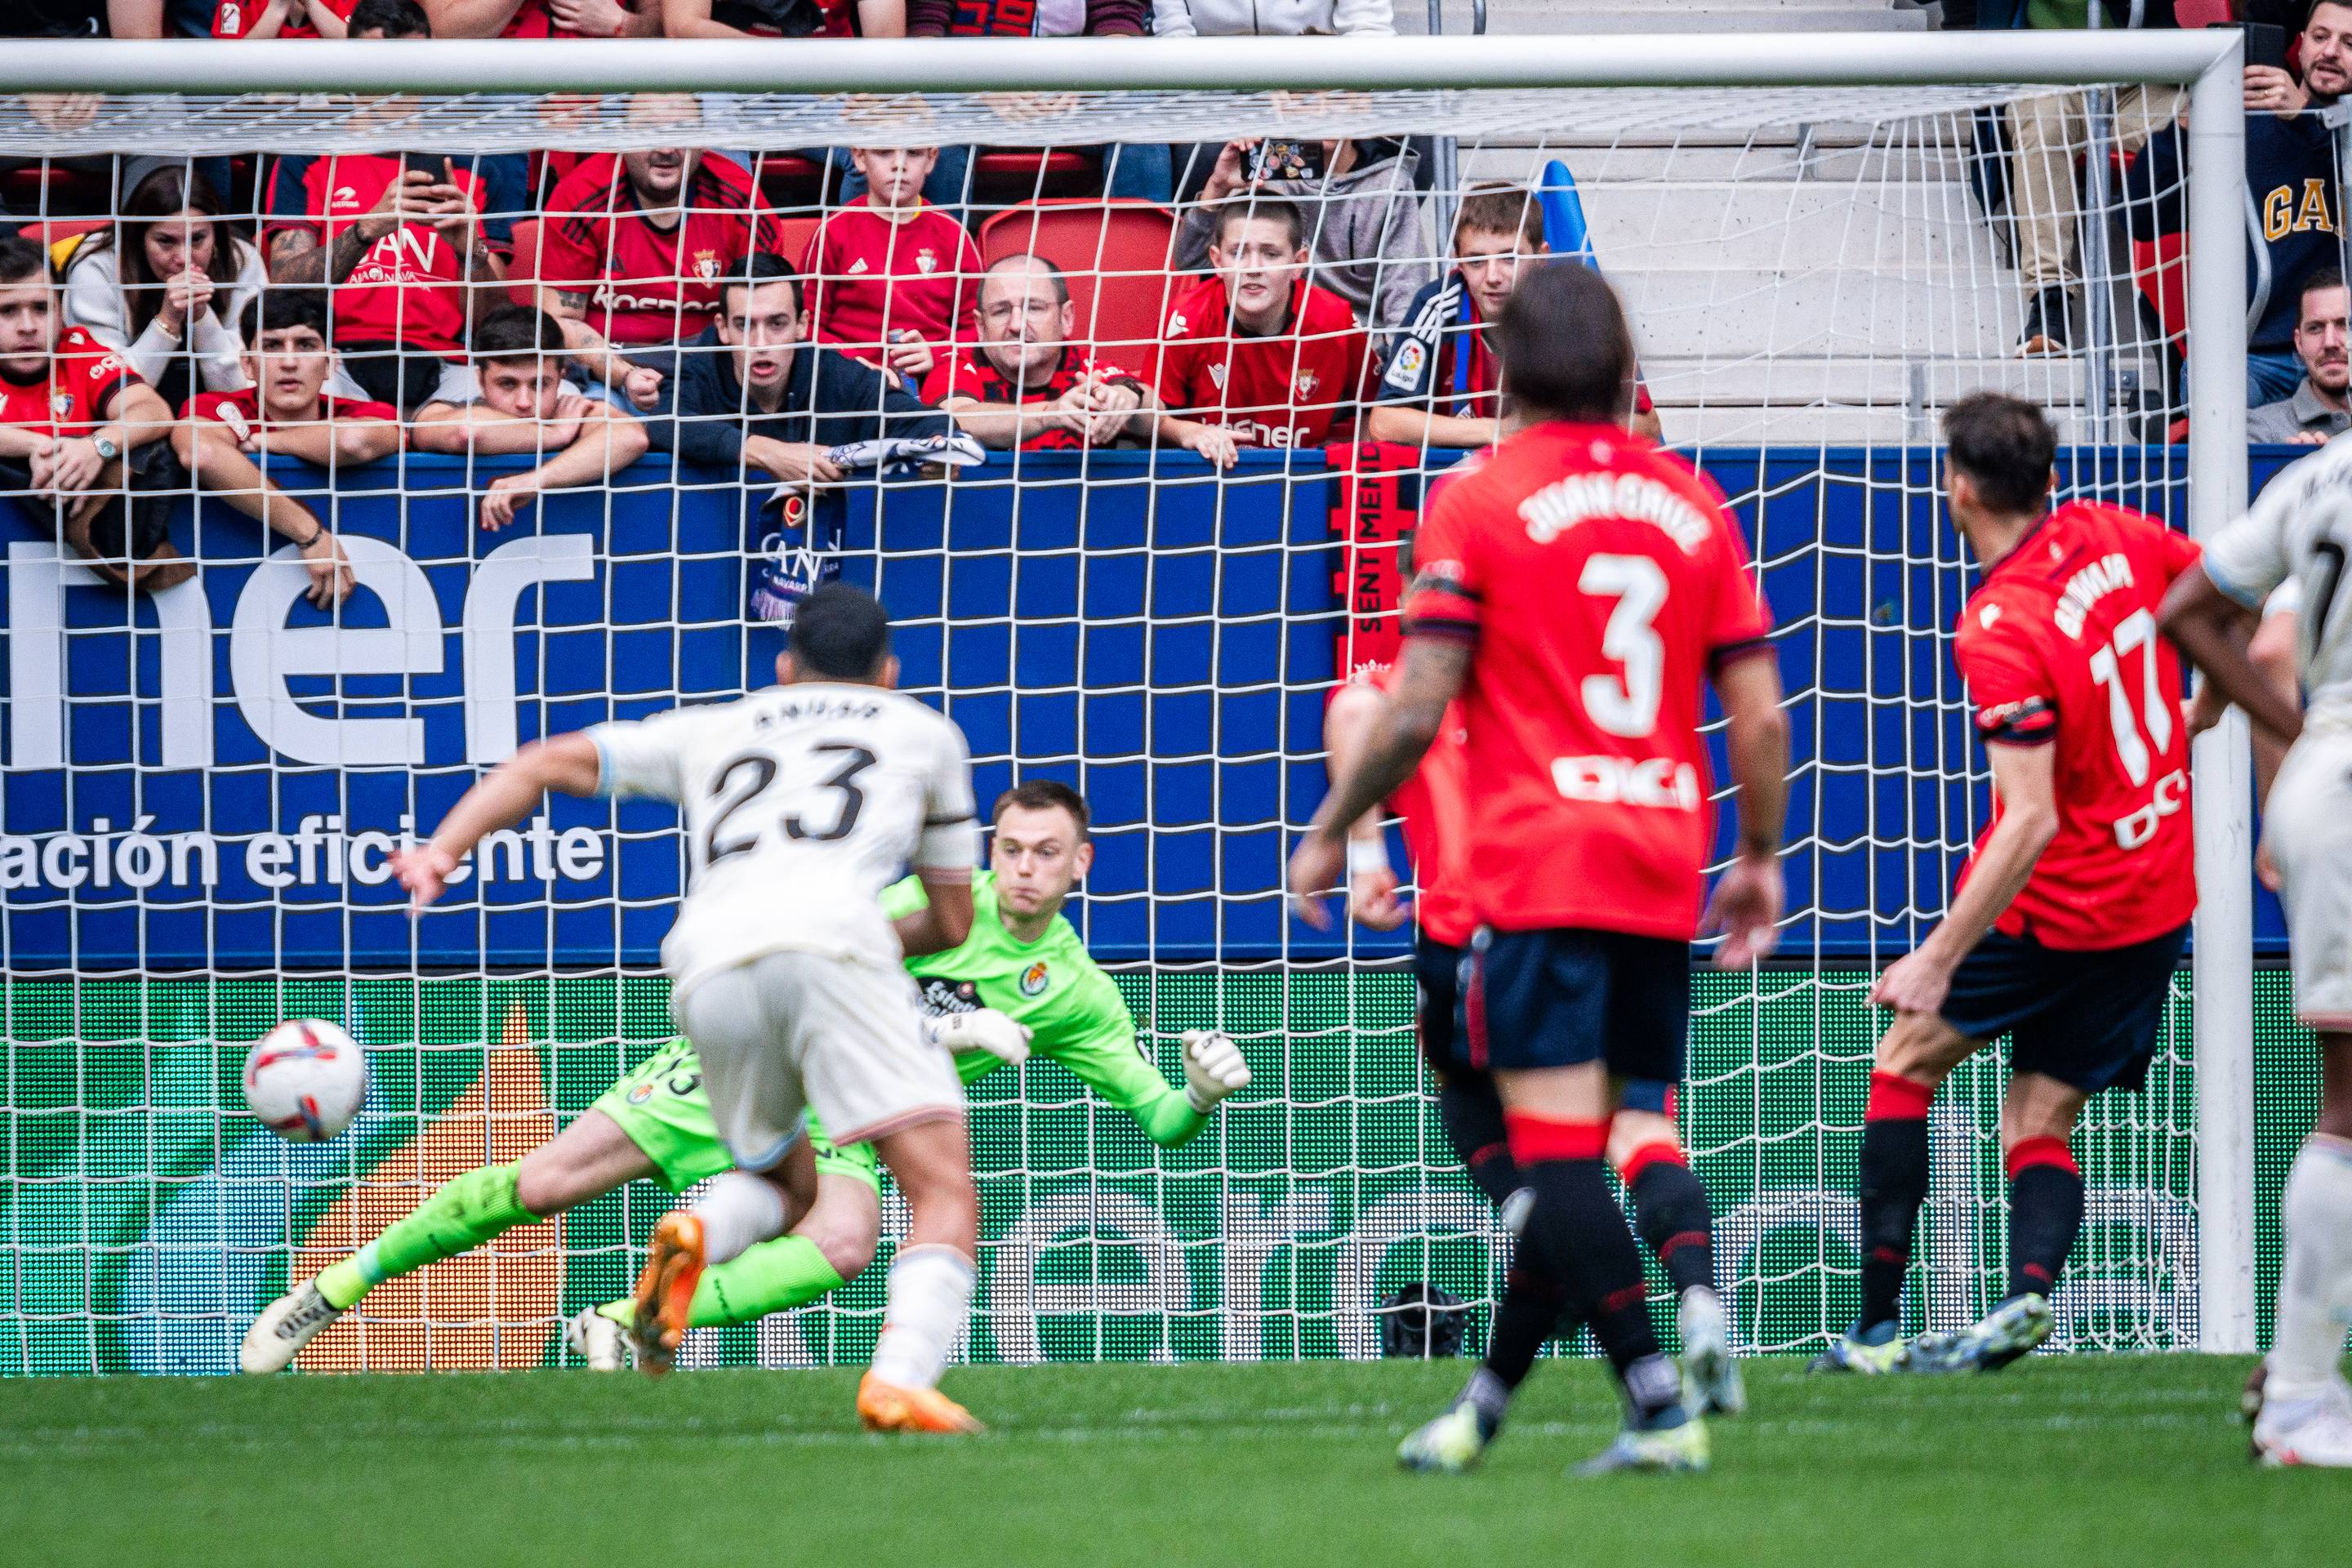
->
[[505, 216, 546, 306], [754, 153, 830, 214], [772, 213, 820, 271], [2132, 230, 2188, 349], [978, 198, 1178, 367], [969, 149, 1100, 206]]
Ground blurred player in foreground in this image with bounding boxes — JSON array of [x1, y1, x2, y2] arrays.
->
[[1814, 395, 2200, 1379], [2162, 441, 2352, 1466], [1293, 263, 1788, 1475], [390, 583, 986, 1432]]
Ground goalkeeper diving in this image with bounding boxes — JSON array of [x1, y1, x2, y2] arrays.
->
[[239, 779, 1250, 1375]]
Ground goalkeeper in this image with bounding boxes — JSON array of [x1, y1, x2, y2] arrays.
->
[[240, 781, 1250, 1376]]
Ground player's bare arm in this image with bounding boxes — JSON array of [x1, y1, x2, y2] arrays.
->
[[392, 732, 604, 908], [1701, 650, 1790, 968], [1321, 679, 1410, 932], [1870, 740, 2059, 1018], [2158, 563, 2303, 747], [898, 868, 976, 957], [1290, 636, 1471, 929]]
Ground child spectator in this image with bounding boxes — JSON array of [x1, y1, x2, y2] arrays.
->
[[1154, 195, 1373, 466], [927, 252, 1157, 452], [537, 95, 783, 411], [805, 147, 982, 384], [410, 305, 650, 532], [422, 0, 657, 35], [206, 0, 357, 35], [62, 165, 269, 416]]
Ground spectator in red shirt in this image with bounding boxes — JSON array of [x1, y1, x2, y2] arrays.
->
[[207, 0, 356, 34], [1153, 195, 1374, 467], [411, 305, 651, 532], [806, 146, 982, 385], [925, 253, 1158, 452], [537, 95, 782, 413], [663, 0, 896, 35], [0, 235, 194, 595], [421, 0, 656, 35], [172, 289, 379, 603]]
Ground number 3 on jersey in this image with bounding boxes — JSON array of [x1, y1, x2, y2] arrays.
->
[[1580, 553, 1668, 738]]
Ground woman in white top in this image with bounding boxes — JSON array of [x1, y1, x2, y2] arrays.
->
[[1151, 0, 1393, 35], [62, 164, 268, 414]]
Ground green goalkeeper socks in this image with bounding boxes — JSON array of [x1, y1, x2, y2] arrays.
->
[[593, 1234, 846, 1331], [314, 1163, 538, 1311]]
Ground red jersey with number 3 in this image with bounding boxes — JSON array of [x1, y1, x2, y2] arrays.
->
[[1402, 421, 1773, 940], [1953, 500, 2200, 950], [1370, 663, 1476, 948], [0, 326, 135, 436]]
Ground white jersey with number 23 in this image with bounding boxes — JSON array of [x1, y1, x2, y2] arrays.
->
[[587, 683, 980, 998]]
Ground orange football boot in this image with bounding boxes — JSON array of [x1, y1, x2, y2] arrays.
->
[[629, 1212, 706, 1377], [858, 1370, 986, 1434]]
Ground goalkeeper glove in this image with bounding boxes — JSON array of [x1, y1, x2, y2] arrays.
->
[[928, 1008, 1032, 1068], [1181, 1030, 1251, 1113]]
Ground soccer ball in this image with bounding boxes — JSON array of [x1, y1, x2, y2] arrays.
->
[[243, 1019, 368, 1143]]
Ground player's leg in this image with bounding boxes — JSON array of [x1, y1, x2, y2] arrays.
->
[[1609, 1089, 1740, 1415], [1811, 1006, 1976, 1374], [240, 1102, 658, 1374], [2253, 744, 2352, 1463]]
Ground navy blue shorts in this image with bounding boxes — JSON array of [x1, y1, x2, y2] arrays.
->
[[1414, 933, 1466, 1073], [1938, 924, 2189, 1094], [1458, 926, 1690, 1085]]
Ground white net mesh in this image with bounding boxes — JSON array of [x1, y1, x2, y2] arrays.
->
[[0, 71, 2241, 1374]]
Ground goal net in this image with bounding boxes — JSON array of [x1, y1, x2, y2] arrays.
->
[[0, 33, 2267, 1375]]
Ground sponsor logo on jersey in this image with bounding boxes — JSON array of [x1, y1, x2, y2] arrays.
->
[[1383, 337, 1426, 390], [1018, 960, 1051, 998], [848, 258, 870, 274], [2114, 767, 2189, 850], [1551, 754, 1703, 812], [913, 976, 983, 1016]]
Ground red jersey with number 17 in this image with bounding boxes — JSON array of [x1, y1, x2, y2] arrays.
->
[[1402, 421, 1773, 940], [1369, 662, 1475, 948], [1953, 500, 2200, 950]]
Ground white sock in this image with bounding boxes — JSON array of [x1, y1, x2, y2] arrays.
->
[[692, 1171, 789, 1267], [868, 1244, 975, 1392], [2266, 1134, 2352, 1399]]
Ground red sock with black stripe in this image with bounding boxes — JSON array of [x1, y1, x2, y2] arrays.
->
[[1504, 1110, 1676, 1419], [1857, 1071, 1935, 1334], [1623, 1143, 1716, 1298], [2004, 1135, 2083, 1301]]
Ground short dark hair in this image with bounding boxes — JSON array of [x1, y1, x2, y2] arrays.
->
[[473, 305, 566, 364], [2301, 265, 2346, 325], [240, 288, 332, 348], [722, 252, 803, 316], [992, 779, 1090, 841], [985, 252, 1069, 307], [1942, 392, 2056, 515], [348, 0, 430, 36], [788, 582, 893, 680], [0, 234, 49, 289], [1214, 194, 1305, 253], [1491, 263, 1633, 425]]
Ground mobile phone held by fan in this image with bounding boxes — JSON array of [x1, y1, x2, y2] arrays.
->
[[1249, 140, 1325, 184], [2238, 22, 2289, 74]]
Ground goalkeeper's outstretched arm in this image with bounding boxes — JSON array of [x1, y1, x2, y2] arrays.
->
[[1049, 1008, 1250, 1148]]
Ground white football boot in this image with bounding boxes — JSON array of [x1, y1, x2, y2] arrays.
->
[[2252, 1375, 2352, 1468], [239, 1281, 342, 1374], [1678, 1285, 1747, 1416]]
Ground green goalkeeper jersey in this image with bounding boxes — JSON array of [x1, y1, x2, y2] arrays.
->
[[883, 871, 1206, 1147]]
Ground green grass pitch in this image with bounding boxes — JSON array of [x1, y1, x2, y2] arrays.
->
[[4, 1358, 2343, 1567]]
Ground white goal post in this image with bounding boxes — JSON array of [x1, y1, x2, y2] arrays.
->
[[0, 29, 2259, 1368]]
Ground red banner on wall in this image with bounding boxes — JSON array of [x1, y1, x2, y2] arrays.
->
[[1325, 442, 1428, 680]]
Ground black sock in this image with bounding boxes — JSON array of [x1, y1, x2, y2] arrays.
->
[[2005, 1140, 2084, 1301], [1438, 1074, 1521, 1209], [1857, 1072, 1934, 1334], [1629, 1156, 1716, 1298], [1519, 1155, 1670, 1415], [1481, 1265, 1568, 1391]]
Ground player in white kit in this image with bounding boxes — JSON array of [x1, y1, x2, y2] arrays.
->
[[391, 583, 991, 1433], [2161, 445, 2352, 1467]]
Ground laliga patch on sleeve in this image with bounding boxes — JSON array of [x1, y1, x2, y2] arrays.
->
[[1383, 337, 1428, 391]]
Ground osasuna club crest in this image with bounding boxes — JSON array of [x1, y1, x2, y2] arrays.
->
[[915, 248, 939, 275], [1018, 960, 1051, 998], [691, 249, 722, 282]]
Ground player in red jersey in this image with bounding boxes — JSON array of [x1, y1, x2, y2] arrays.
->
[[1153, 196, 1374, 466], [926, 255, 1158, 452], [1811, 394, 2201, 1379], [537, 95, 782, 409], [1292, 264, 1788, 1476]]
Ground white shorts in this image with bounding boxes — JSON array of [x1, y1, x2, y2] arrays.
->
[[670, 949, 962, 1169], [2264, 729, 2352, 1030]]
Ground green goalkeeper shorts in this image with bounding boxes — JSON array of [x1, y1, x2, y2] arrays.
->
[[590, 1038, 881, 1196]]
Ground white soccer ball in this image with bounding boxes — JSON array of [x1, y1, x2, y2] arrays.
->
[[243, 1019, 368, 1143]]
